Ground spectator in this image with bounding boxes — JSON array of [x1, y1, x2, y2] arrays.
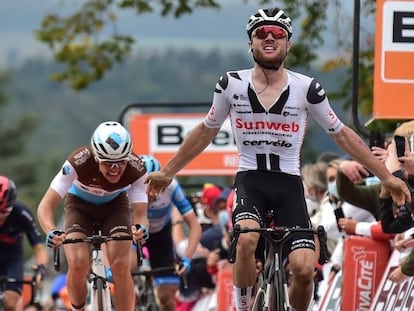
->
[[0, 176, 48, 311]]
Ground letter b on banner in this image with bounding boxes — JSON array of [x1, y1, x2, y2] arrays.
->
[[373, 0, 414, 119]]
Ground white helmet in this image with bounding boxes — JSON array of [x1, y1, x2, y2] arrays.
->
[[246, 8, 293, 40], [91, 121, 132, 161]]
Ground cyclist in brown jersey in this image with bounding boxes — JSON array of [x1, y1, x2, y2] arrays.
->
[[37, 121, 149, 311]]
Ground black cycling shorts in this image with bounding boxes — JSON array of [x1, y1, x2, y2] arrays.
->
[[231, 170, 315, 254]]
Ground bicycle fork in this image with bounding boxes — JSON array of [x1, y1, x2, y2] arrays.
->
[[90, 249, 111, 311], [264, 252, 292, 311]]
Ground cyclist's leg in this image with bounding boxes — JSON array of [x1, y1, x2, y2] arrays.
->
[[273, 173, 316, 311], [232, 171, 266, 311], [148, 222, 180, 311], [103, 193, 135, 310], [63, 194, 94, 310], [2, 259, 24, 311]]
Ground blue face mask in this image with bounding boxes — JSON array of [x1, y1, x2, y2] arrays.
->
[[218, 210, 229, 229], [365, 176, 380, 186], [328, 181, 339, 199]]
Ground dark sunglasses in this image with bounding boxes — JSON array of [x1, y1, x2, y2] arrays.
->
[[253, 26, 287, 40]]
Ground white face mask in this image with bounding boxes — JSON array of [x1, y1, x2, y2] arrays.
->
[[305, 198, 319, 216], [328, 181, 339, 199]]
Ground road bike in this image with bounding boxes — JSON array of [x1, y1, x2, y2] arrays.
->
[[228, 218, 329, 311], [53, 224, 139, 311], [0, 267, 43, 310]]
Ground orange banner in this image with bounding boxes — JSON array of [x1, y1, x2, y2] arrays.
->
[[373, 0, 414, 119], [128, 113, 238, 176]]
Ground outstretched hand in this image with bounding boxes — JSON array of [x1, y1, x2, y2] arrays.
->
[[382, 175, 412, 206], [144, 171, 173, 196]]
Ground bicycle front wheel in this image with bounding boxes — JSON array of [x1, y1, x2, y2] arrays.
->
[[91, 278, 112, 311], [272, 268, 287, 311]]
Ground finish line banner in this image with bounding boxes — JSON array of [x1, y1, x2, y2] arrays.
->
[[373, 0, 414, 119], [128, 113, 238, 176]]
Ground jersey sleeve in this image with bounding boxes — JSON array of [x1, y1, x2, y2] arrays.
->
[[203, 72, 232, 129], [50, 160, 78, 198], [18, 203, 43, 247], [170, 179, 193, 215], [304, 78, 344, 134], [127, 174, 148, 204]]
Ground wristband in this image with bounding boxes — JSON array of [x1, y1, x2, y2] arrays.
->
[[46, 229, 64, 248], [36, 264, 47, 280], [134, 224, 149, 240], [181, 256, 191, 274]]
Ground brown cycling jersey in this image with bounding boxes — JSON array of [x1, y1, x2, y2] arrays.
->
[[66, 146, 146, 194]]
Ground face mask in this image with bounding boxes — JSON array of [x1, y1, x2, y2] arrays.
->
[[328, 181, 339, 199], [365, 176, 380, 186], [218, 210, 229, 229]]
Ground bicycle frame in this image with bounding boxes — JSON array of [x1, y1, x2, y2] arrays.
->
[[53, 226, 139, 311], [229, 224, 328, 311]]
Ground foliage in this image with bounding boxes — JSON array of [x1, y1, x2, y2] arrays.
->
[[36, 0, 328, 89]]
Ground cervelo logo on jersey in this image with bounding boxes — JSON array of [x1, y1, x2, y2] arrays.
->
[[149, 117, 236, 152], [235, 118, 299, 132]]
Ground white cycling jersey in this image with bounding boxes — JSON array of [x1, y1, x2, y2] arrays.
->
[[147, 178, 194, 234], [203, 68, 344, 176]]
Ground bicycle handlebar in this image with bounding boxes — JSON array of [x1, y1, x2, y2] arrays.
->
[[53, 234, 140, 272], [228, 225, 329, 266]]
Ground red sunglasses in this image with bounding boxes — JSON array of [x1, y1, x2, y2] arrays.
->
[[253, 26, 287, 40]]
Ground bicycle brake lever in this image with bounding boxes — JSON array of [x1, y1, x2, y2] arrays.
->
[[136, 241, 144, 267], [54, 246, 61, 272], [317, 225, 329, 265], [228, 224, 241, 264]]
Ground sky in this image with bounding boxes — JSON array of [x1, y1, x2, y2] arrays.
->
[[0, 1, 365, 67], [0, 0, 256, 67]]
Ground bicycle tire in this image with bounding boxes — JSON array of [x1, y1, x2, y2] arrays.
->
[[272, 268, 286, 311], [91, 278, 112, 311]]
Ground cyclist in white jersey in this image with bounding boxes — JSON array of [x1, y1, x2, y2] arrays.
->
[[136, 155, 201, 311], [145, 7, 411, 311], [37, 121, 149, 311]]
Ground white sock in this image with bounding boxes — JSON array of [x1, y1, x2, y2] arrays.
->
[[233, 285, 253, 311]]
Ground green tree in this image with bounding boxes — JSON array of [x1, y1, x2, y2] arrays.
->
[[0, 73, 39, 189], [36, 0, 332, 90]]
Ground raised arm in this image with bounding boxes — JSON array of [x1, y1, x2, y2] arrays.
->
[[331, 126, 411, 206], [145, 122, 220, 196]]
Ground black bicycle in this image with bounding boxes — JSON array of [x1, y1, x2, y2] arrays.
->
[[0, 268, 43, 310], [53, 224, 140, 311], [229, 222, 328, 311]]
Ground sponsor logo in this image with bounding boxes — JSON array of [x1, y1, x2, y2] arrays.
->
[[235, 118, 300, 132], [243, 140, 292, 147]]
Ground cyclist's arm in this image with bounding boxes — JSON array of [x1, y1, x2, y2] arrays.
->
[[37, 188, 64, 234], [129, 176, 149, 230], [161, 122, 220, 177], [171, 182, 202, 259], [131, 202, 149, 229], [182, 211, 202, 259], [33, 243, 49, 267], [332, 126, 410, 205]]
